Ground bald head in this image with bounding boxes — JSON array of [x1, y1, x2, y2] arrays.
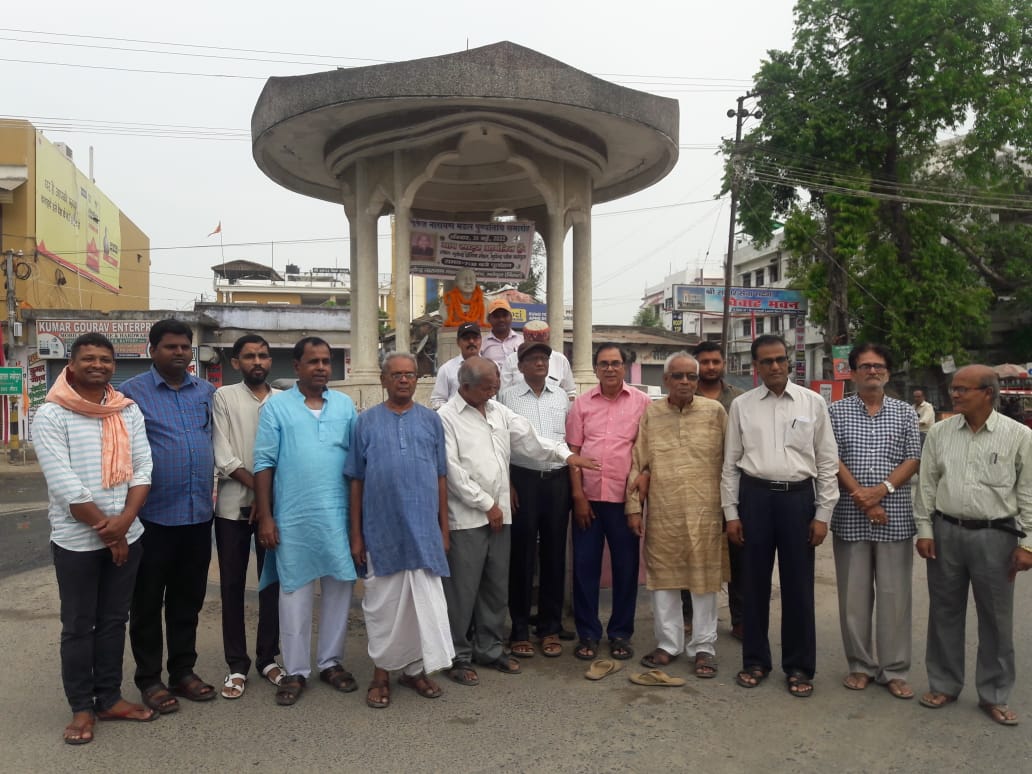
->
[[949, 364, 998, 423], [458, 356, 500, 410]]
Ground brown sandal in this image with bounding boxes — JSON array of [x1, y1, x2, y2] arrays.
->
[[141, 683, 180, 714], [319, 665, 358, 693], [398, 672, 442, 699], [171, 673, 216, 702], [366, 669, 390, 709], [540, 634, 562, 658], [275, 674, 306, 706], [694, 652, 718, 679]]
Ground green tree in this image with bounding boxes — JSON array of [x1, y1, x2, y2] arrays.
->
[[724, 0, 1032, 367], [633, 306, 663, 328]]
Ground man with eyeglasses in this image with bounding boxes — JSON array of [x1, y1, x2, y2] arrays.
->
[[430, 322, 482, 410], [915, 365, 1032, 726], [721, 334, 839, 698], [627, 352, 727, 679], [567, 343, 651, 662], [828, 344, 921, 700], [499, 340, 574, 659], [346, 353, 454, 709]]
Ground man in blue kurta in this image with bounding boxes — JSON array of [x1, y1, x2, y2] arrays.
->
[[254, 337, 358, 706], [347, 353, 454, 709]]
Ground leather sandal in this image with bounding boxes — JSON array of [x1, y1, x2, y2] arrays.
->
[[275, 674, 306, 706]]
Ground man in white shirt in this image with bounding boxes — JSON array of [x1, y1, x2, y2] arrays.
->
[[438, 357, 597, 686], [429, 322, 482, 410], [479, 298, 523, 370], [500, 320, 576, 398], [722, 335, 839, 698], [212, 334, 282, 699], [913, 389, 936, 435]]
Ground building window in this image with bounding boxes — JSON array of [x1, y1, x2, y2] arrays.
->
[[755, 317, 765, 335], [755, 269, 765, 286], [769, 261, 780, 283], [771, 315, 782, 333], [741, 320, 752, 338], [741, 273, 751, 288]]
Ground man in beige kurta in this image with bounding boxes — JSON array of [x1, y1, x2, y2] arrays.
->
[[627, 352, 727, 677]]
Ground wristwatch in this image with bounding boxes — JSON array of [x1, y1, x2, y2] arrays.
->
[[882, 480, 896, 494]]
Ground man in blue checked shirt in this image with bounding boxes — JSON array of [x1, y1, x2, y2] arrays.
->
[[829, 343, 920, 700], [120, 319, 217, 715]]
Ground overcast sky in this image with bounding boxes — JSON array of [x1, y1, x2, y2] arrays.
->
[[2, 0, 798, 324]]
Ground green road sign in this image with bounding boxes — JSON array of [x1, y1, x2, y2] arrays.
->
[[0, 366, 23, 396]]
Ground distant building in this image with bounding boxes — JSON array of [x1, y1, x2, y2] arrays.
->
[[211, 259, 391, 313]]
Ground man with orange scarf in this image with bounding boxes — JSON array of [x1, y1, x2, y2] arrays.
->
[[34, 332, 156, 745]]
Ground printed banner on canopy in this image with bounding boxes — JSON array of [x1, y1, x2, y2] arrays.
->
[[409, 219, 533, 281], [673, 285, 807, 313], [34, 133, 122, 294], [36, 319, 151, 359]]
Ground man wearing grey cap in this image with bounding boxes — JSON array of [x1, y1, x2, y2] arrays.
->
[[430, 322, 483, 410], [499, 340, 573, 658]]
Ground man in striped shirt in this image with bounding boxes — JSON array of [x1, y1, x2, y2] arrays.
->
[[35, 332, 155, 744], [916, 365, 1032, 726]]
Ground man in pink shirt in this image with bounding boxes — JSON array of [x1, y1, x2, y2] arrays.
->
[[566, 343, 651, 662]]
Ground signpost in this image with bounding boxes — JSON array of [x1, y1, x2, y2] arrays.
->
[[0, 366, 23, 396]]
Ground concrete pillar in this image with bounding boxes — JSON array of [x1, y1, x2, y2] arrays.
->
[[351, 159, 380, 382], [571, 212, 593, 383], [545, 213, 566, 353], [393, 209, 412, 354], [393, 152, 412, 354]]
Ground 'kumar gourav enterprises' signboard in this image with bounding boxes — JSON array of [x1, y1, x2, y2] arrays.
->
[[34, 133, 123, 294], [35, 319, 151, 359]]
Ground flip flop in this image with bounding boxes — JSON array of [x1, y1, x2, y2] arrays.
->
[[629, 669, 686, 687], [221, 673, 247, 700], [885, 679, 914, 700], [842, 672, 871, 691], [63, 714, 95, 746], [584, 659, 623, 681], [95, 701, 158, 722], [979, 703, 1019, 726], [919, 692, 957, 709]]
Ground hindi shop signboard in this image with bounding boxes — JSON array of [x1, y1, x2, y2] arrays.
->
[[0, 367, 23, 396], [673, 285, 807, 314], [36, 319, 152, 359], [409, 220, 534, 282]]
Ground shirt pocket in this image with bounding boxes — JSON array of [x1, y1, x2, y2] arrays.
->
[[978, 455, 1015, 489], [784, 416, 815, 453], [318, 418, 350, 448]]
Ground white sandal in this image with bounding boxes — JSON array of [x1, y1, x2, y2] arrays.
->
[[221, 673, 247, 699], [261, 663, 285, 686]]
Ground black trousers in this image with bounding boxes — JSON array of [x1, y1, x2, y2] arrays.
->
[[739, 481, 817, 678], [214, 513, 280, 675], [130, 519, 212, 690], [53, 540, 142, 713], [508, 465, 571, 641]]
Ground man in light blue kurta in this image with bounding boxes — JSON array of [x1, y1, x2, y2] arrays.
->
[[254, 337, 357, 706], [346, 353, 454, 708]]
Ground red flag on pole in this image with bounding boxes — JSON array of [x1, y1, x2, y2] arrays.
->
[[208, 222, 222, 237]]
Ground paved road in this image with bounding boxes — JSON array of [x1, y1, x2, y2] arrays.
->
[[0, 469, 50, 579], [3, 462, 1030, 771]]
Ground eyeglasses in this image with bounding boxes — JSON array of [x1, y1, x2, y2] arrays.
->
[[756, 355, 789, 367], [388, 371, 417, 381], [949, 385, 989, 395], [668, 372, 699, 381], [856, 363, 888, 373], [521, 355, 549, 364], [596, 360, 624, 370]]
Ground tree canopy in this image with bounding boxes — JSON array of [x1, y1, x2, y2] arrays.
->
[[725, 0, 1032, 367]]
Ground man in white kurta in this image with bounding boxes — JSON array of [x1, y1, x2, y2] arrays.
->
[[346, 354, 454, 708]]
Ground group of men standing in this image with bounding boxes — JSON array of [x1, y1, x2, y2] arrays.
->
[[34, 313, 1032, 745]]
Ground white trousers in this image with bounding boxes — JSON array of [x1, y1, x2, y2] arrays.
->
[[279, 577, 354, 678], [652, 589, 718, 657]]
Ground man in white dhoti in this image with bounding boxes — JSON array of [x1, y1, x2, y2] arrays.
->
[[347, 353, 455, 708]]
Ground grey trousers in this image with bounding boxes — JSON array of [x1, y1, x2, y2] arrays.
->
[[442, 524, 511, 665], [926, 518, 1017, 704], [833, 536, 912, 683]]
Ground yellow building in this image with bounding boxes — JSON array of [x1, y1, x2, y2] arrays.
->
[[0, 120, 150, 323]]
